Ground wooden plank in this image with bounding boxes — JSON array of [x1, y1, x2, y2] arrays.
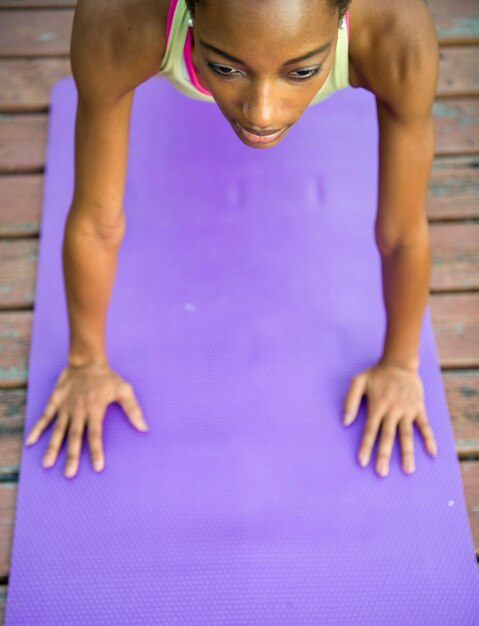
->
[[0, 312, 31, 387], [428, 0, 479, 44], [444, 371, 479, 457], [461, 461, 479, 557], [0, 114, 47, 173], [0, 585, 6, 626], [0, 389, 26, 481], [0, 484, 17, 579], [437, 46, 479, 98], [0, 59, 71, 113], [0, 10, 73, 58], [1, 98, 478, 173], [430, 293, 479, 368], [428, 155, 479, 220], [0, 175, 43, 237], [0, 240, 37, 308], [432, 98, 479, 156], [430, 224, 479, 291], [0, 1, 75, 6]]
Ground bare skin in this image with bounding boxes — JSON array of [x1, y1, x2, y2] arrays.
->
[[25, 0, 439, 478]]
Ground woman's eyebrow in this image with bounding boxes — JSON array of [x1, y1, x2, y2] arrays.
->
[[198, 39, 332, 65]]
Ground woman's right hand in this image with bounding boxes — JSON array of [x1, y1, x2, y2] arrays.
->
[[24, 362, 149, 478]]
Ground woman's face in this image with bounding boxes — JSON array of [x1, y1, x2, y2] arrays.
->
[[190, 0, 339, 148]]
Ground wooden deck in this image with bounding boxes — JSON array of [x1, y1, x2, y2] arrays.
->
[[0, 0, 478, 619]]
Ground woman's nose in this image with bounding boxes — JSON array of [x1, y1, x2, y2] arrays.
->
[[242, 83, 277, 129]]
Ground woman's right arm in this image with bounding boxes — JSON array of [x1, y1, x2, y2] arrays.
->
[[66, 0, 151, 367], [66, 0, 168, 365], [24, 0, 167, 476]]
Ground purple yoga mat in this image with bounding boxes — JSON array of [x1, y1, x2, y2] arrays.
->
[[5, 76, 479, 624]]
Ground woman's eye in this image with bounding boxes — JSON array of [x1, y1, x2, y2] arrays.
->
[[290, 66, 323, 80], [206, 63, 242, 77]]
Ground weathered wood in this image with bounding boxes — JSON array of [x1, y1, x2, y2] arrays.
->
[[461, 461, 479, 557], [443, 371, 479, 457], [0, 1, 75, 6], [0, 240, 38, 308], [437, 46, 479, 98], [0, 114, 47, 173], [428, 155, 479, 220], [0, 484, 17, 579], [430, 224, 479, 291], [429, 293, 479, 368], [427, 0, 479, 44], [0, 312, 31, 387], [0, 10, 74, 58], [0, 585, 6, 626], [1, 98, 478, 173], [0, 59, 71, 112], [0, 175, 43, 237], [432, 99, 479, 155]]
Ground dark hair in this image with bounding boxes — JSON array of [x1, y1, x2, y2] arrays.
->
[[186, 0, 353, 28]]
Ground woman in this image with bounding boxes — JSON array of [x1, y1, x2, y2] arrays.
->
[[25, 0, 439, 479]]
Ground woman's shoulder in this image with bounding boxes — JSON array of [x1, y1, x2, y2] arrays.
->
[[347, 0, 438, 100], [71, 0, 171, 102]]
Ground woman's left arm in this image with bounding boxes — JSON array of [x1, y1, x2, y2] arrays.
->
[[343, 1, 440, 476]]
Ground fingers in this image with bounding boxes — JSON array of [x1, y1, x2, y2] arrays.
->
[[415, 410, 438, 457], [374, 414, 400, 477], [42, 409, 69, 469], [398, 417, 415, 474], [343, 372, 368, 425], [357, 403, 385, 468], [357, 410, 436, 477], [117, 383, 149, 432], [87, 408, 105, 473], [25, 393, 61, 446], [64, 414, 86, 478]]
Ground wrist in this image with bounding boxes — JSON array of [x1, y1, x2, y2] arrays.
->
[[68, 353, 109, 369], [378, 355, 419, 372]]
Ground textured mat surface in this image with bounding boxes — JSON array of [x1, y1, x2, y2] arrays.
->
[[5, 76, 479, 625]]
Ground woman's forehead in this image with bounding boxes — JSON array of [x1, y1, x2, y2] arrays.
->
[[196, 0, 337, 45], [196, 0, 335, 25]]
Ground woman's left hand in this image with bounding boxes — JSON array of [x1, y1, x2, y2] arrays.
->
[[342, 360, 438, 477]]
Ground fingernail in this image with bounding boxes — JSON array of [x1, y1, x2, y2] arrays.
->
[[140, 422, 149, 432], [65, 464, 76, 477], [343, 411, 353, 425], [25, 435, 35, 446], [94, 459, 104, 472], [405, 459, 415, 473], [42, 455, 53, 468], [358, 453, 368, 467], [378, 464, 389, 477]]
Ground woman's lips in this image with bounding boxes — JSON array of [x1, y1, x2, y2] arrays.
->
[[234, 122, 287, 144]]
